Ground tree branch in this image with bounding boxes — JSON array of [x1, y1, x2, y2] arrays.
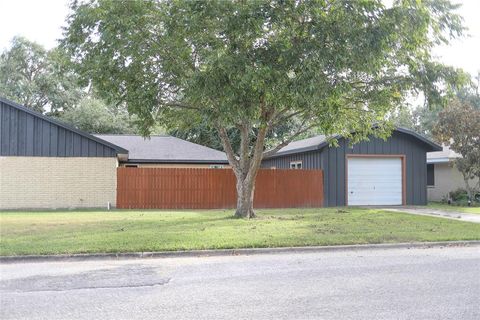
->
[[164, 101, 201, 111], [217, 125, 240, 173], [263, 123, 317, 158]]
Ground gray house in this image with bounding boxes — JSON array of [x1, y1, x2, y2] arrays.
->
[[0, 96, 127, 209], [0, 97, 227, 209], [262, 128, 442, 207]]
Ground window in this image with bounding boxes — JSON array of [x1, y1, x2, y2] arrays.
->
[[125, 164, 138, 168], [427, 164, 435, 186], [209, 165, 225, 169], [290, 161, 302, 169]]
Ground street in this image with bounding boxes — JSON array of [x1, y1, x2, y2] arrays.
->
[[1, 246, 479, 320]]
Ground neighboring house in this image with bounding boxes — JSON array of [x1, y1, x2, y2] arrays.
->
[[94, 134, 228, 168], [262, 128, 442, 206], [0, 97, 128, 209], [427, 146, 479, 201]]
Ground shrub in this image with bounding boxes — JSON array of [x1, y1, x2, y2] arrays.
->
[[449, 188, 469, 202]]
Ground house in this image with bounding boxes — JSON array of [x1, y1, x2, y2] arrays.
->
[[0, 97, 227, 209], [427, 146, 479, 201], [0, 97, 127, 209], [1, 96, 443, 209], [94, 134, 228, 168], [262, 128, 442, 206]]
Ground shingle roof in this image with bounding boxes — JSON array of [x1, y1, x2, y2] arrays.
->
[[265, 127, 441, 158], [427, 145, 461, 163], [271, 135, 327, 157], [94, 134, 228, 163]]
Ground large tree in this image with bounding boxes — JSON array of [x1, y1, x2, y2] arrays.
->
[[63, 0, 464, 218], [0, 37, 84, 114]]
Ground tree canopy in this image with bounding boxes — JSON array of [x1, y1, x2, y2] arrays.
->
[[63, 0, 466, 217], [58, 96, 140, 134], [0, 36, 84, 114]]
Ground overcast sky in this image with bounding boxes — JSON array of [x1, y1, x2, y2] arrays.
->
[[0, 0, 478, 77]]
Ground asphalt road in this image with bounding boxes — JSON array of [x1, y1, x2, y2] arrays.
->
[[1, 246, 479, 320]]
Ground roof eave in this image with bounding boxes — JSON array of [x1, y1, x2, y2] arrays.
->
[[427, 157, 453, 164], [395, 127, 442, 151], [265, 127, 442, 159], [123, 159, 229, 164]]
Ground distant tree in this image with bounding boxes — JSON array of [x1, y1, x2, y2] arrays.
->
[[457, 72, 480, 109], [0, 36, 84, 114], [391, 105, 440, 138], [63, 0, 465, 218], [58, 96, 140, 134], [433, 99, 480, 201], [392, 71, 479, 137]]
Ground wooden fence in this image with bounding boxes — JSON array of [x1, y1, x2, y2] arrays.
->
[[117, 168, 323, 209]]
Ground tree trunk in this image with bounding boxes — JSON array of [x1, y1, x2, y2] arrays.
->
[[216, 104, 308, 218], [234, 172, 257, 219], [464, 176, 474, 202]]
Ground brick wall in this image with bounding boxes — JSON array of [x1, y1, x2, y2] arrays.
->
[[427, 162, 479, 201], [0, 157, 117, 209]]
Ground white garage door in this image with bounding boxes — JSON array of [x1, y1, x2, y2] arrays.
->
[[347, 157, 403, 206]]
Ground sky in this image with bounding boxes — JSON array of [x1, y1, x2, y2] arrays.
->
[[0, 0, 478, 77]]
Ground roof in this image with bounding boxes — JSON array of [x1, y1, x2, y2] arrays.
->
[[94, 134, 229, 164], [0, 96, 128, 155], [270, 135, 327, 157], [265, 127, 442, 158], [427, 145, 461, 164]]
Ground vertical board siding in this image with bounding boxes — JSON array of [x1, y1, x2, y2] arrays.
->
[[261, 131, 431, 206], [0, 100, 118, 157], [117, 168, 324, 209]]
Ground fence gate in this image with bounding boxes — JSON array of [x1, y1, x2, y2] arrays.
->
[[117, 168, 323, 209]]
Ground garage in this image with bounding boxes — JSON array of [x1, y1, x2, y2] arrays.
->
[[346, 156, 405, 206], [262, 128, 442, 206]]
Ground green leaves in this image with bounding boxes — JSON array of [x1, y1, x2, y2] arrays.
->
[[58, 96, 141, 134], [62, 0, 465, 146], [0, 37, 83, 114]]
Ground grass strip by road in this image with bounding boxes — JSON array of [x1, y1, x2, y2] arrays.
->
[[427, 202, 480, 214], [1, 208, 480, 256]]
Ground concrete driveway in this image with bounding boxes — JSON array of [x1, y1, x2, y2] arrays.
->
[[384, 207, 480, 223], [1, 246, 480, 320]]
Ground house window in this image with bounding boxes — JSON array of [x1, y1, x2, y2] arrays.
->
[[427, 164, 435, 186], [125, 164, 138, 168], [209, 165, 225, 169], [290, 161, 302, 169]]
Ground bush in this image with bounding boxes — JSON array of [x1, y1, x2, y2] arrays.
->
[[449, 188, 469, 202]]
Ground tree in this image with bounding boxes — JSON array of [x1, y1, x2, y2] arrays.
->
[[0, 37, 84, 114], [433, 99, 480, 201], [58, 96, 140, 134], [391, 105, 441, 138], [63, 0, 465, 218]]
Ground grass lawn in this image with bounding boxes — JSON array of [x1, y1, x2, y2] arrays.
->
[[1, 208, 480, 256], [427, 202, 480, 214]]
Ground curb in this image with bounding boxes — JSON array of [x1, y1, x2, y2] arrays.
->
[[2, 240, 480, 264]]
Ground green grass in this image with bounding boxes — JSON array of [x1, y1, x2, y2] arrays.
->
[[1, 208, 480, 256], [427, 202, 480, 214]]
